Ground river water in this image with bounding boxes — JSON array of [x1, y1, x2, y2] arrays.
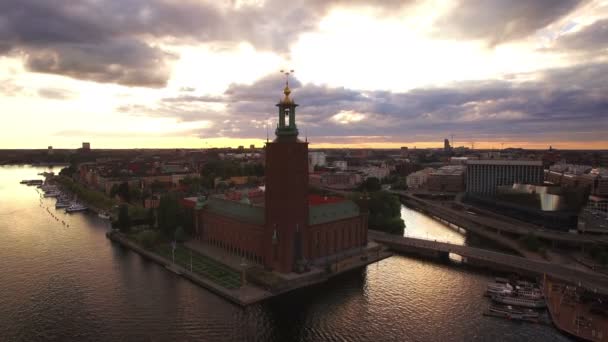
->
[[0, 165, 570, 341]]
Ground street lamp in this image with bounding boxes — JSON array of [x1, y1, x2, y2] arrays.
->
[[240, 257, 248, 287]]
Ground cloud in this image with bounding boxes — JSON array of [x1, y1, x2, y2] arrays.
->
[[553, 18, 608, 51], [0, 0, 413, 87], [331, 110, 366, 124], [436, 0, 584, 45], [0, 79, 23, 96], [122, 62, 608, 143], [37, 87, 76, 100]]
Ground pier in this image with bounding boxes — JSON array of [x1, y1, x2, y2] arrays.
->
[[369, 230, 608, 295]]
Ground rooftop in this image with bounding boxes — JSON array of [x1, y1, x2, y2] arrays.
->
[[467, 159, 542, 166]]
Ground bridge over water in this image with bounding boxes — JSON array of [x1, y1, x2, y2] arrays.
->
[[369, 230, 608, 295], [390, 190, 608, 248]]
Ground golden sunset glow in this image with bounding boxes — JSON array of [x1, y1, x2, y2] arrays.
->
[[1, 1, 607, 149]]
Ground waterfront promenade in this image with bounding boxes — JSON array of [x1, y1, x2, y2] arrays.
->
[[370, 230, 608, 295]]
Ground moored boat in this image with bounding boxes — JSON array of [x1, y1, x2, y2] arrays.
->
[[43, 191, 61, 198], [55, 200, 70, 209], [489, 304, 539, 318], [66, 203, 88, 213], [491, 294, 546, 309]]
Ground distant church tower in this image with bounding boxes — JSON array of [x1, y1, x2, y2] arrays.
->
[[263, 72, 309, 273]]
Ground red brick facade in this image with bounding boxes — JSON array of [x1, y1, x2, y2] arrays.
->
[[307, 215, 368, 259], [190, 84, 368, 273], [195, 210, 266, 264], [193, 208, 368, 270]]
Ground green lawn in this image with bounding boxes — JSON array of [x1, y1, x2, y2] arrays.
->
[[152, 244, 242, 289]]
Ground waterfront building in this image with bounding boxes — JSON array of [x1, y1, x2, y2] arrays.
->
[[581, 168, 608, 196], [356, 165, 391, 180], [466, 160, 543, 195], [450, 157, 469, 165], [308, 151, 326, 172], [309, 171, 362, 190], [406, 168, 435, 189], [427, 165, 465, 192], [333, 160, 348, 171], [189, 82, 368, 273], [82, 142, 91, 151]]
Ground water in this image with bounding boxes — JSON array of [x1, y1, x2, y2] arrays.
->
[[401, 205, 465, 245], [0, 166, 570, 341]]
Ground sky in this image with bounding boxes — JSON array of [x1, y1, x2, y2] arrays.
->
[[1, 0, 607, 150]]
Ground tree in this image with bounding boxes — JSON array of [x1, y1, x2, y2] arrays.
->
[[146, 208, 156, 229], [180, 176, 203, 194], [391, 177, 408, 191], [117, 182, 130, 202], [174, 226, 187, 243], [117, 204, 131, 233], [110, 184, 120, 198], [150, 180, 166, 194], [129, 186, 142, 204], [157, 194, 180, 237], [359, 177, 382, 192], [59, 163, 77, 178], [366, 191, 405, 235]]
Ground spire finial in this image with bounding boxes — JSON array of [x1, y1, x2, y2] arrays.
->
[[280, 69, 294, 88], [280, 69, 294, 99]]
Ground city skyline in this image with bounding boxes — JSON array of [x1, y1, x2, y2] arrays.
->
[[1, 0, 608, 150]]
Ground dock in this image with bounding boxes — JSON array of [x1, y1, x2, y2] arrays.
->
[[545, 277, 608, 341]]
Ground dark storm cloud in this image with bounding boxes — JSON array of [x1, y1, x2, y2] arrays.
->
[[436, 0, 585, 45], [0, 0, 412, 87], [554, 19, 608, 51], [131, 63, 608, 143]]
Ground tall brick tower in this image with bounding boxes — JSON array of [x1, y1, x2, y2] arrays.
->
[[263, 72, 309, 273]]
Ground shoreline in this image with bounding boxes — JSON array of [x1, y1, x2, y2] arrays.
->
[[106, 230, 392, 306]]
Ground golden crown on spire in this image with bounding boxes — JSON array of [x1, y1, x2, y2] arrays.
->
[[280, 69, 294, 104]]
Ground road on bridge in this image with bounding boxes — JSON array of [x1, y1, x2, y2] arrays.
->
[[369, 230, 608, 295]]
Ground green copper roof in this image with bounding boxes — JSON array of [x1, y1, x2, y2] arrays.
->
[[309, 200, 360, 225], [206, 197, 265, 225]]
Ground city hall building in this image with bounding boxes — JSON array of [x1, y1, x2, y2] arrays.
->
[[186, 82, 368, 273]]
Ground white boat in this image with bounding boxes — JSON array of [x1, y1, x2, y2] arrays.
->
[[55, 201, 70, 209], [491, 294, 546, 308], [486, 282, 513, 295], [66, 203, 88, 213], [98, 212, 111, 219], [44, 191, 61, 198], [514, 287, 543, 300]]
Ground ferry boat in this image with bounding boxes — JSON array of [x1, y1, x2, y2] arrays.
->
[[66, 203, 88, 213], [487, 282, 514, 296], [491, 294, 546, 309], [514, 287, 543, 300], [484, 309, 540, 323], [489, 304, 539, 318]]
